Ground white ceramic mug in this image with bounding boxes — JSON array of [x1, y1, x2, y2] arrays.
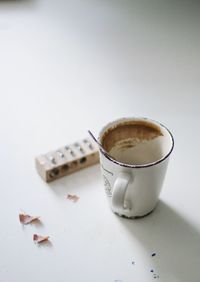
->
[[99, 117, 174, 218]]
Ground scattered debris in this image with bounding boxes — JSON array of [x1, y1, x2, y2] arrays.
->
[[151, 253, 156, 257], [19, 213, 40, 225], [153, 274, 159, 279], [67, 194, 79, 203], [132, 261, 135, 265], [150, 269, 154, 272], [33, 234, 49, 244]]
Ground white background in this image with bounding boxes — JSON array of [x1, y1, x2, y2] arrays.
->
[[0, 1, 200, 281]]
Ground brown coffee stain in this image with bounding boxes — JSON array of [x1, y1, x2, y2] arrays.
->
[[101, 120, 163, 152]]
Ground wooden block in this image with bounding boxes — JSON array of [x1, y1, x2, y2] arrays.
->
[[35, 137, 99, 182]]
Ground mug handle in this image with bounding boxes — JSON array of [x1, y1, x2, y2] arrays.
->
[[111, 172, 132, 214]]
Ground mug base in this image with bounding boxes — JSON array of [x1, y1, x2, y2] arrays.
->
[[113, 208, 155, 219]]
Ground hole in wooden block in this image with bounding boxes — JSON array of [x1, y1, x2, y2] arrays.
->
[[70, 161, 78, 169], [80, 157, 87, 164], [62, 164, 69, 171], [49, 168, 59, 178]]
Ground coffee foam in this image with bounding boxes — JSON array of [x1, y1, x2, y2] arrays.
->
[[101, 120, 163, 153]]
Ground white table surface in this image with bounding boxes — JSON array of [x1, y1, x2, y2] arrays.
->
[[0, 1, 200, 281]]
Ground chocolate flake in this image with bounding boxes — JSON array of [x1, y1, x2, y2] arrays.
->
[[33, 234, 49, 243], [67, 194, 79, 203], [19, 213, 40, 224]]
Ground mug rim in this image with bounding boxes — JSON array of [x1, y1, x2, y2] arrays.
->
[[99, 117, 174, 169]]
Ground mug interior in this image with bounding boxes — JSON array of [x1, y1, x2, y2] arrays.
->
[[99, 118, 173, 166]]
